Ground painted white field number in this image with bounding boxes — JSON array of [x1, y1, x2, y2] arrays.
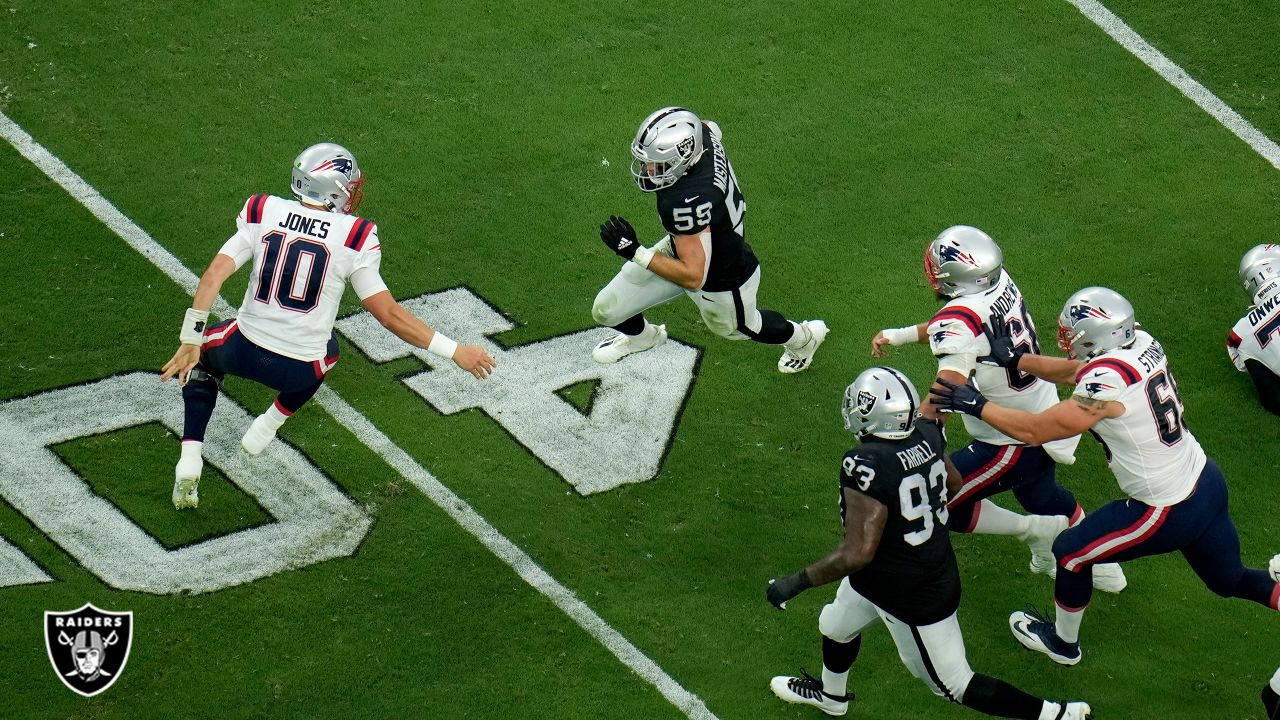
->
[[0, 372, 371, 593]]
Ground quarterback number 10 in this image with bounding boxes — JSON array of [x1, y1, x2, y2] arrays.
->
[[253, 230, 330, 313], [671, 202, 713, 233]]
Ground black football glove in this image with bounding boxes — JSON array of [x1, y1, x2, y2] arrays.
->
[[766, 571, 814, 610], [929, 378, 989, 417], [980, 320, 1024, 370], [599, 215, 640, 261]]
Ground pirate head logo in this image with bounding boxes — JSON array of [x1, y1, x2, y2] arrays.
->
[[856, 390, 877, 415], [45, 603, 133, 697]]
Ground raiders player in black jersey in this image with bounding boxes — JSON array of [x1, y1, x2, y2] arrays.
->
[[592, 107, 827, 373], [765, 367, 1092, 719]]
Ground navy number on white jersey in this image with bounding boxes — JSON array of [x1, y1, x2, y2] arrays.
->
[[254, 231, 331, 313]]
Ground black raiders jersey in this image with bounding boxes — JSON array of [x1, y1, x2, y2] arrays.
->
[[839, 419, 960, 625], [654, 123, 760, 292]]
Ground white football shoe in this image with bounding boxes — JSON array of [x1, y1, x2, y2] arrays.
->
[[172, 455, 202, 510], [1268, 553, 1280, 582], [241, 414, 278, 455], [592, 324, 667, 364], [1024, 514, 1068, 577], [769, 669, 849, 716], [778, 320, 829, 374], [1009, 610, 1081, 666], [1060, 701, 1093, 719]]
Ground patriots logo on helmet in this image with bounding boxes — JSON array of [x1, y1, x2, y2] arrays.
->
[[937, 243, 979, 267], [1067, 304, 1110, 325], [1084, 381, 1116, 395], [311, 157, 354, 175]]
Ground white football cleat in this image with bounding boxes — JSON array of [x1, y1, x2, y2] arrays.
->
[[779, 320, 828, 374], [1009, 610, 1081, 666], [1060, 701, 1093, 719], [769, 670, 849, 716], [1024, 514, 1068, 577], [172, 455, 202, 510], [241, 414, 278, 455], [1269, 553, 1280, 583], [592, 324, 667, 364]]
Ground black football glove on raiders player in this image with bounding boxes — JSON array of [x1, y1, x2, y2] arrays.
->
[[930, 378, 989, 418], [980, 320, 1024, 370], [766, 571, 814, 610], [599, 215, 640, 261]]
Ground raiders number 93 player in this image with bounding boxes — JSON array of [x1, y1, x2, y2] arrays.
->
[[592, 107, 827, 373], [765, 367, 1092, 720]]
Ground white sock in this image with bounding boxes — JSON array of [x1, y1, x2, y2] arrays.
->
[[1038, 702, 1064, 720], [262, 402, 290, 431], [821, 665, 849, 698], [1271, 666, 1280, 694], [784, 321, 808, 350], [180, 440, 202, 464], [1055, 603, 1085, 644], [972, 500, 1030, 538]]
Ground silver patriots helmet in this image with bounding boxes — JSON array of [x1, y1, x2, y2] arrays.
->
[[924, 225, 1004, 298], [630, 107, 705, 192], [291, 142, 364, 214], [842, 367, 921, 440], [1057, 286, 1137, 360], [1239, 244, 1280, 306]]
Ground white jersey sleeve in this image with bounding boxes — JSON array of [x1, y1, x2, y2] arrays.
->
[[349, 226, 388, 300], [1228, 296, 1280, 375], [217, 196, 261, 269], [927, 303, 983, 376]]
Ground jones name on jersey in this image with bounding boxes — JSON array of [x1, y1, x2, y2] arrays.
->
[[654, 123, 759, 292], [839, 419, 960, 625]]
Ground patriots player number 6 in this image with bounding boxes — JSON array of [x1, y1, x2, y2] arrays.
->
[[253, 230, 330, 313], [899, 460, 949, 546]]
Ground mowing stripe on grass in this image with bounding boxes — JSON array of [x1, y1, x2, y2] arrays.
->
[[0, 109, 719, 720], [1068, 0, 1280, 169]]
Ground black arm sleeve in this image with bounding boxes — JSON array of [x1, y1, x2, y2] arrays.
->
[[1245, 359, 1280, 416]]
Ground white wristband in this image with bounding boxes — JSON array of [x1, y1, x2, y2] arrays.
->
[[427, 331, 458, 359], [883, 325, 919, 346], [632, 245, 654, 269], [180, 308, 211, 345]]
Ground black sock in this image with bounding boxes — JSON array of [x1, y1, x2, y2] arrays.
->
[[181, 371, 221, 442], [1263, 684, 1280, 719], [960, 673, 1045, 719], [745, 309, 796, 345], [612, 314, 645, 336], [822, 635, 860, 674]]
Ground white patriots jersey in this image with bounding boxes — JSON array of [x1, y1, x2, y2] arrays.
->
[[927, 270, 1080, 462], [218, 195, 388, 361], [1227, 294, 1280, 375], [1074, 330, 1204, 506]]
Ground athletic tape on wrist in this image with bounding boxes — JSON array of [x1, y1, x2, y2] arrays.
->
[[427, 331, 458, 359], [632, 245, 654, 269], [180, 308, 210, 345], [883, 325, 918, 346]]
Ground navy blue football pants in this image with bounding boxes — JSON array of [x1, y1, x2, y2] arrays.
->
[[1051, 458, 1279, 612], [180, 319, 339, 442], [947, 441, 1081, 532]]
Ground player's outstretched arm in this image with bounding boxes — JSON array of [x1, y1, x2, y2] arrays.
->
[[161, 253, 238, 384], [980, 322, 1080, 384], [931, 378, 1122, 445], [360, 291, 496, 379], [766, 489, 886, 610], [599, 215, 707, 290], [871, 322, 927, 357]]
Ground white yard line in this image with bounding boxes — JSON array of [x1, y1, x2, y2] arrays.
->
[[0, 110, 718, 720], [1068, 0, 1280, 169]]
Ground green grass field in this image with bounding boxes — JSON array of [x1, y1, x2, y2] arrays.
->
[[2, 1, 1279, 718]]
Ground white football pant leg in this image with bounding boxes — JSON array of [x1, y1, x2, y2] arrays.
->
[[818, 578, 884, 642], [688, 265, 762, 340], [881, 610, 975, 703], [592, 236, 684, 327]]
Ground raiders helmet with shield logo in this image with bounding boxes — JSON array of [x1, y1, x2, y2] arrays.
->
[[924, 225, 1004, 298], [841, 366, 921, 440], [630, 107, 706, 192], [291, 142, 365, 214], [1056, 286, 1136, 360]]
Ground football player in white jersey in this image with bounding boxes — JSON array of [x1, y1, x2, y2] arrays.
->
[[871, 226, 1125, 593], [1228, 244, 1280, 415], [161, 143, 496, 509], [931, 287, 1280, 667]]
